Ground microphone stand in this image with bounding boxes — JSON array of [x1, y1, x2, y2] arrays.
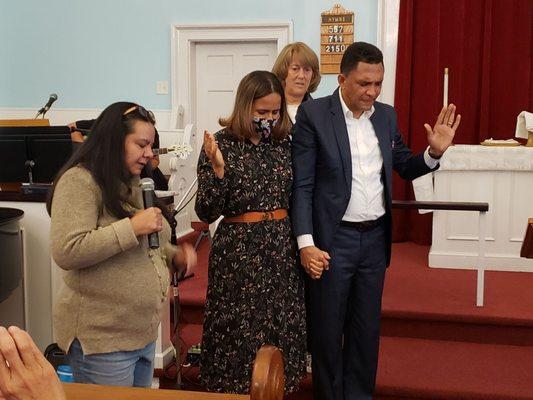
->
[[34, 103, 51, 119], [172, 177, 198, 217], [170, 176, 198, 272], [168, 176, 197, 380], [34, 95, 57, 119], [34, 106, 51, 119]]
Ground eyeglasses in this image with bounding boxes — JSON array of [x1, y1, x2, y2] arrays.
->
[[123, 105, 156, 124]]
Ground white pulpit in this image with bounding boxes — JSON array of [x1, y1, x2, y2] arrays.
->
[[430, 145, 533, 272]]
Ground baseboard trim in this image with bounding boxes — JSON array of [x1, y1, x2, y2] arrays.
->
[[154, 344, 175, 370]]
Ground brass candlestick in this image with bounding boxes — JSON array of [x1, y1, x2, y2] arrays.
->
[[527, 131, 533, 147]]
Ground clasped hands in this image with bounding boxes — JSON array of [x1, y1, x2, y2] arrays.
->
[[300, 246, 331, 280]]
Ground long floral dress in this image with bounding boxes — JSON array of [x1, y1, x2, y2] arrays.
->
[[195, 129, 306, 394]]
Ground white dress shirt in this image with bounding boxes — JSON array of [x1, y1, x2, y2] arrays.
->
[[296, 89, 439, 249], [339, 91, 385, 222]]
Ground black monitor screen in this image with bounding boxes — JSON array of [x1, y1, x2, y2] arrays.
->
[[0, 135, 28, 182], [0, 133, 72, 183], [27, 134, 72, 183]]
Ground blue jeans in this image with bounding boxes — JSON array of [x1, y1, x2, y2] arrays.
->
[[67, 339, 156, 387]]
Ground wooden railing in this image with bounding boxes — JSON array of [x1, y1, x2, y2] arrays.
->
[[392, 200, 490, 306], [392, 200, 489, 213], [63, 345, 284, 400]]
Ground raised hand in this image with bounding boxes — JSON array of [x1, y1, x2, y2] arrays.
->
[[424, 104, 461, 157], [204, 131, 225, 179]]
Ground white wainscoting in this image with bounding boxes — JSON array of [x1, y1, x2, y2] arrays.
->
[[0, 107, 172, 129]]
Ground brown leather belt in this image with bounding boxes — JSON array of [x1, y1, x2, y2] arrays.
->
[[223, 209, 288, 223]]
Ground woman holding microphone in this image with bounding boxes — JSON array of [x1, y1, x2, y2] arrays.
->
[[47, 102, 196, 387]]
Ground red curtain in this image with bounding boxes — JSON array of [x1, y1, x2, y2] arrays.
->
[[392, 0, 533, 244]]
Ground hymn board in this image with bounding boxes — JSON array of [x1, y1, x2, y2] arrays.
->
[[320, 4, 355, 74]]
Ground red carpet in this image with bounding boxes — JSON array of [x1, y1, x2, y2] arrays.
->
[[377, 337, 533, 399], [176, 238, 533, 399]]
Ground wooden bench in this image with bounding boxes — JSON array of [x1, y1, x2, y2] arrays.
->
[[63, 345, 284, 400]]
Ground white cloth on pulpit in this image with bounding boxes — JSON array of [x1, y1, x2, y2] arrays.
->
[[412, 173, 434, 214], [515, 111, 533, 139], [439, 145, 533, 171]]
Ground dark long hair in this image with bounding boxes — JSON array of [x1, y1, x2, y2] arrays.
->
[[47, 102, 155, 219]]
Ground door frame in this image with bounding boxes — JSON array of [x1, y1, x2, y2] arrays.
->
[[377, 0, 400, 106], [170, 23, 293, 130]]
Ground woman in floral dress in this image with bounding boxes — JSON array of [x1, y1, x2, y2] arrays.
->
[[195, 70, 307, 394]]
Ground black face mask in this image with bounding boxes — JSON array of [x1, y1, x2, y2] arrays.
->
[[252, 117, 277, 139]]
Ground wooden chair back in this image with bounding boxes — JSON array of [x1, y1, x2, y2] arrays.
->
[[250, 345, 284, 400]]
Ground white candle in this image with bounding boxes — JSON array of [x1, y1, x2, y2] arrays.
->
[[443, 67, 449, 107]]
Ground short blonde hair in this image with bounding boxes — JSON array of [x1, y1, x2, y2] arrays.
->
[[272, 42, 321, 93], [219, 71, 291, 142]]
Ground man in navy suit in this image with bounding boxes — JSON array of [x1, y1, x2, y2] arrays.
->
[[291, 42, 461, 400]]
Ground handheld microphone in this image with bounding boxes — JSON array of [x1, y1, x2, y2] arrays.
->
[[140, 177, 159, 249], [35, 93, 58, 118]]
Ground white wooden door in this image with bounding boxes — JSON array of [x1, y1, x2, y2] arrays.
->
[[193, 41, 278, 150], [187, 41, 277, 230]]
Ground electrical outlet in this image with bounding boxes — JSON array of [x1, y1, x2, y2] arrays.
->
[[156, 81, 169, 95]]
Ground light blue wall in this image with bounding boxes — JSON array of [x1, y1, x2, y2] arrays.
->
[[0, 0, 377, 110]]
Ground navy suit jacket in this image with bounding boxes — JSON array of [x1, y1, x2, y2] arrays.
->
[[291, 88, 436, 266]]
